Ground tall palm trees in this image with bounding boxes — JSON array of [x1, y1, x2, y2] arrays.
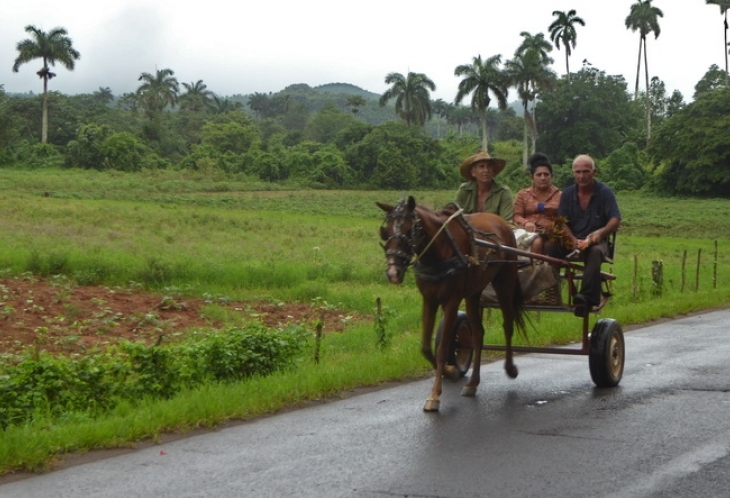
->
[[706, 0, 730, 82], [378, 72, 436, 127], [626, 0, 664, 99], [626, 0, 663, 140], [548, 9, 585, 83], [12, 25, 81, 143], [454, 55, 508, 151], [505, 34, 556, 164], [136, 68, 179, 117]]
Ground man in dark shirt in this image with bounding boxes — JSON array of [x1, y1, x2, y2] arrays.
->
[[553, 154, 621, 317]]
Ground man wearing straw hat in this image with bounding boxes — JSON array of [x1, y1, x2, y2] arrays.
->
[[455, 150, 514, 221]]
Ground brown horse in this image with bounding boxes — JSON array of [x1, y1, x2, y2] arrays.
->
[[377, 195, 527, 412]]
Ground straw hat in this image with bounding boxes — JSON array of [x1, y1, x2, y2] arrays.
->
[[459, 151, 507, 181]]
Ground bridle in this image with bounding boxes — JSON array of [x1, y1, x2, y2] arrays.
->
[[380, 198, 423, 274]]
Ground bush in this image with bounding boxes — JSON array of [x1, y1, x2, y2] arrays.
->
[[0, 323, 309, 429]]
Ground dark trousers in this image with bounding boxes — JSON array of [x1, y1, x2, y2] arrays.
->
[[547, 240, 608, 306]]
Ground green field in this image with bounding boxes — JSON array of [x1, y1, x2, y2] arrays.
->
[[1, 168, 729, 475]]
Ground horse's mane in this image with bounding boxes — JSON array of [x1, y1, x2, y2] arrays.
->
[[438, 202, 461, 217]]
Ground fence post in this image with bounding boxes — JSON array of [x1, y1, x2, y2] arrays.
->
[[681, 250, 687, 293], [651, 260, 663, 296], [695, 248, 702, 292], [713, 240, 718, 290], [633, 255, 638, 299]]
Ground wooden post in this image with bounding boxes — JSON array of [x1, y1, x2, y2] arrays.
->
[[713, 240, 718, 290], [633, 254, 638, 299], [680, 250, 687, 293], [695, 248, 702, 292], [651, 260, 663, 296], [314, 308, 325, 364]]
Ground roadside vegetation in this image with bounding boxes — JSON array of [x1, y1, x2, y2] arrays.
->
[[0, 173, 729, 475]]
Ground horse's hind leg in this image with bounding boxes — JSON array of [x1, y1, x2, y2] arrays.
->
[[461, 295, 484, 397], [493, 271, 519, 379]]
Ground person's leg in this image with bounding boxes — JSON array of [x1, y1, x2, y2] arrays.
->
[[579, 241, 608, 306]]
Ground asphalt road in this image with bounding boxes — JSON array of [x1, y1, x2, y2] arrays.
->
[[2, 309, 730, 498]]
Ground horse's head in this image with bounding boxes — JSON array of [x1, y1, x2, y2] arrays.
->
[[376, 195, 421, 284]]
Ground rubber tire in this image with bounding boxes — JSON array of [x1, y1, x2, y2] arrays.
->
[[589, 318, 625, 387], [435, 311, 474, 378]]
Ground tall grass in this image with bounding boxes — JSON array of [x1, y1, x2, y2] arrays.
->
[[0, 168, 729, 474]]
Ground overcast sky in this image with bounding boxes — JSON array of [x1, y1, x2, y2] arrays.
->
[[0, 1, 724, 104]]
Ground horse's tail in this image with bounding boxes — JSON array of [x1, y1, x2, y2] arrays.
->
[[512, 277, 529, 341]]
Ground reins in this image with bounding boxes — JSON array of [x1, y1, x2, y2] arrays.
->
[[414, 207, 464, 262]]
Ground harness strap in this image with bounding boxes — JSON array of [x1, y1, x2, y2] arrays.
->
[[414, 208, 464, 262]]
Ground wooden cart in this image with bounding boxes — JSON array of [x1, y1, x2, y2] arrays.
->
[[436, 234, 625, 387]]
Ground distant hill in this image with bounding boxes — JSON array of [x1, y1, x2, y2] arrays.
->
[[312, 83, 381, 101]]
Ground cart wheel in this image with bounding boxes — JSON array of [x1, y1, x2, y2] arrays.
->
[[435, 311, 474, 378], [589, 318, 625, 387]]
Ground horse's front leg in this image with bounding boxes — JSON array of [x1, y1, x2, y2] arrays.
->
[[420, 299, 438, 370], [424, 299, 460, 412], [462, 295, 485, 397]]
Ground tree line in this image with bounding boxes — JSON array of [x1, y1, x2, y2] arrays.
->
[[2, 2, 730, 197]]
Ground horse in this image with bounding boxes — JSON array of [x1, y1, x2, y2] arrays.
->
[[377, 195, 527, 412]]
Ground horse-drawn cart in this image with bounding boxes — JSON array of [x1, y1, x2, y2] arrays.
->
[[378, 195, 623, 412], [436, 234, 625, 388]]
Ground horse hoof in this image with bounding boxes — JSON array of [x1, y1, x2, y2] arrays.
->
[[443, 365, 460, 381], [461, 386, 477, 397], [506, 365, 519, 379], [423, 399, 440, 412]]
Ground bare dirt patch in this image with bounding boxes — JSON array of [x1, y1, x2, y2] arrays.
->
[[0, 275, 353, 357]]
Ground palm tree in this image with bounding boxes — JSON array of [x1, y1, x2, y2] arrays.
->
[[626, 0, 663, 140], [516, 31, 554, 66], [505, 51, 556, 164], [180, 80, 214, 112], [346, 95, 367, 115], [454, 54, 508, 151], [548, 10, 585, 83], [136, 68, 179, 117], [378, 72, 436, 127], [93, 87, 114, 105], [626, 0, 664, 100], [706, 0, 730, 82], [12, 25, 81, 143], [210, 96, 243, 114], [247, 92, 270, 119]]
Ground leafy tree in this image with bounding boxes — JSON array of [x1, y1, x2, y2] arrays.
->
[[344, 122, 448, 189], [180, 80, 214, 112], [100, 132, 148, 172], [599, 142, 648, 191], [706, 0, 730, 82], [304, 103, 357, 143], [136, 68, 179, 117], [12, 25, 81, 143], [199, 120, 261, 155], [648, 86, 730, 196], [535, 66, 643, 166], [378, 71, 436, 127], [548, 10, 585, 83], [647, 76, 686, 128], [247, 92, 270, 119], [454, 54, 508, 151], [66, 123, 113, 169], [625, 0, 663, 140], [694, 64, 729, 98]]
